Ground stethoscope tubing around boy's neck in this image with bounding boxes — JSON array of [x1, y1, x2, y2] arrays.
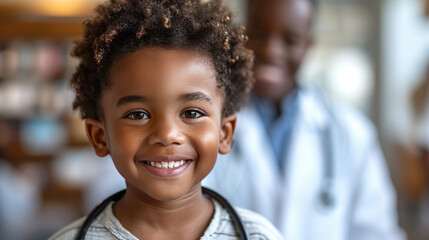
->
[[76, 187, 249, 240]]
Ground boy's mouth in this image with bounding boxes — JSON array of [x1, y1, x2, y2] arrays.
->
[[141, 160, 191, 169], [138, 155, 194, 177]]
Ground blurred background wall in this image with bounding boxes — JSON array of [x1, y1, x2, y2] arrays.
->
[[0, 0, 428, 239]]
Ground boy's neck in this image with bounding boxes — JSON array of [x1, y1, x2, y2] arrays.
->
[[113, 184, 214, 239]]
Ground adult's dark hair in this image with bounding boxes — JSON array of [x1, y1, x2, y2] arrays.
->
[[70, 0, 254, 120]]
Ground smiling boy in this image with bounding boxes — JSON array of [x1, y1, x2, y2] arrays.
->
[[48, 0, 283, 239]]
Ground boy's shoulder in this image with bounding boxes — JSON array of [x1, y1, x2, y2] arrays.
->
[[236, 207, 284, 240], [48, 217, 86, 240], [48, 202, 125, 240], [205, 197, 284, 240]]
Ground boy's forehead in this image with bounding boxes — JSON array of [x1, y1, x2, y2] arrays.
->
[[107, 47, 221, 94], [110, 47, 216, 79]]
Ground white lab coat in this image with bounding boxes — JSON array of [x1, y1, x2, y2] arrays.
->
[[203, 89, 405, 240]]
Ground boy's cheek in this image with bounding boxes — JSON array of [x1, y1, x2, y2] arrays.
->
[[189, 125, 220, 162], [192, 130, 219, 179], [196, 131, 219, 150]]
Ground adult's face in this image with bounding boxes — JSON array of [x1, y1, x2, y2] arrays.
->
[[247, 0, 313, 103]]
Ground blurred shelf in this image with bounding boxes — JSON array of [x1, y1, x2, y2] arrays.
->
[[42, 185, 84, 216], [2, 145, 55, 166], [0, 1, 98, 40], [0, 18, 84, 40]]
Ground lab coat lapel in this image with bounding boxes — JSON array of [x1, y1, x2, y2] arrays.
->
[[235, 104, 282, 221]]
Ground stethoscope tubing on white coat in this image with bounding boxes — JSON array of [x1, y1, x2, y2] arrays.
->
[[317, 89, 340, 210]]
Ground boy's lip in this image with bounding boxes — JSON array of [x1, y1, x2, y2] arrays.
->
[[142, 155, 194, 162]]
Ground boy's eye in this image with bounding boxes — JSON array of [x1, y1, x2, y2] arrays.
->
[[124, 111, 150, 120], [181, 110, 204, 119]]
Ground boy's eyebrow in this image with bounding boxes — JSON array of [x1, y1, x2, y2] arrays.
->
[[179, 92, 212, 105], [117, 95, 148, 106]]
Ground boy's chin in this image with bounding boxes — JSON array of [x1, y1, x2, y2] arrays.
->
[[144, 184, 202, 203]]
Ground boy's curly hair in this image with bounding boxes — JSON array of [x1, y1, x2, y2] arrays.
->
[[70, 0, 254, 120]]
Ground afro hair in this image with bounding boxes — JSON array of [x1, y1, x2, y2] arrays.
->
[[70, 0, 254, 120]]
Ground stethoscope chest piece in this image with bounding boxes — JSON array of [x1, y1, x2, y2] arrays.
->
[[320, 189, 335, 208], [315, 180, 336, 213], [315, 190, 336, 213]]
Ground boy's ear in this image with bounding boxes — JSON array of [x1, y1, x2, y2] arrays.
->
[[85, 118, 110, 157], [219, 114, 237, 155]]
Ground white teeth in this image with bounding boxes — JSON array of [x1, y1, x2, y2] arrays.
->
[[147, 160, 187, 169], [162, 162, 168, 168]]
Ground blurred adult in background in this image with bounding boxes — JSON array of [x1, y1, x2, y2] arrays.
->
[[203, 0, 405, 239]]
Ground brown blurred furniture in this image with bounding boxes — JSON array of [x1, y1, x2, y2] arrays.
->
[[0, 1, 93, 220], [426, 0, 429, 17], [399, 145, 429, 202], [0, 2, 92, 40]]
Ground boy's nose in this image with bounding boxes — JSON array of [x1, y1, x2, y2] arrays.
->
[[146, 118, 185, 146]]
